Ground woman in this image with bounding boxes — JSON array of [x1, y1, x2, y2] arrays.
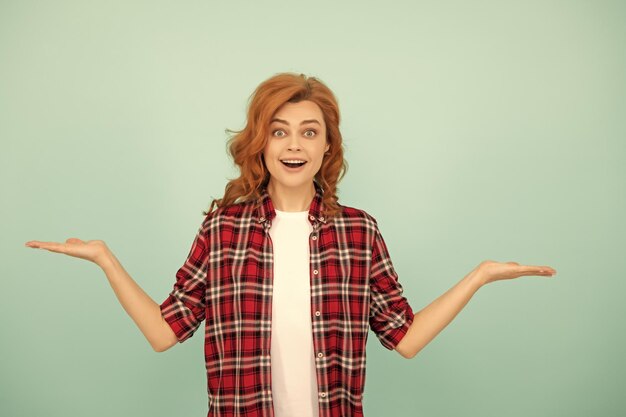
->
[[25, 72, 556, 417]]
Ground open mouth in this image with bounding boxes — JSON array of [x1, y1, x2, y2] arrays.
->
[[281, 160, 307, 168]]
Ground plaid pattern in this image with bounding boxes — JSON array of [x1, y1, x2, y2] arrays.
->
[[160, 181, 415, 417]]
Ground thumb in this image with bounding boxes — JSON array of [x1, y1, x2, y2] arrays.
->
[[66, 238, 85, 244]]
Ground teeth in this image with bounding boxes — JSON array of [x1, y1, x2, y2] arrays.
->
[[281, 160, 306, 163]]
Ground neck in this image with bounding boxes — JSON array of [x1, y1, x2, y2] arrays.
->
[[267, 180, 315, 212]]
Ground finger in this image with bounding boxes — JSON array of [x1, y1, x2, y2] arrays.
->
[[534, 265, 556, 274], [25, 241, 67, 253], [42, 242, 67, 253], [66, 238, 84, 244], [522, 265, 557, 276], [540, 266, 557, 275], [25, 240, 49, 248]]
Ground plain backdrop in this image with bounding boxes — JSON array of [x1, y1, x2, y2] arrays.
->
[[1, 1, 624, 416]]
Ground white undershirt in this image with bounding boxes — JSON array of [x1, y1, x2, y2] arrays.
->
[[269, 209, 319, 417]]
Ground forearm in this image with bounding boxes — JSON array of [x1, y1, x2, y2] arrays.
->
[[399, 270, 484, 358], [99, 250, 175, 352]]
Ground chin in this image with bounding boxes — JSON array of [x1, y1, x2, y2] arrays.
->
[[273, 176, 315, 189]]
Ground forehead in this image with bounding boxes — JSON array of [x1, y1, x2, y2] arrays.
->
[[271, 100, 324, 124]]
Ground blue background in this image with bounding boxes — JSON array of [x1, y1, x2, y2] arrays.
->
[[1, 1, 624, 416]]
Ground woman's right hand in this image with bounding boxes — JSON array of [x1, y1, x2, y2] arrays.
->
[[25, 237, 178, 351], [25, 238, 110, 267]]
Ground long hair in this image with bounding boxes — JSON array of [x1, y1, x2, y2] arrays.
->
[[204, 72, 348, 219]]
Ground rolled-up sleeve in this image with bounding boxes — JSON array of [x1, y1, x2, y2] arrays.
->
[[368, 224, 415, 351], [160, 217, 209, 343]]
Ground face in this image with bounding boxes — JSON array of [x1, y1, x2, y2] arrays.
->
[[262, 100, 330, 193]]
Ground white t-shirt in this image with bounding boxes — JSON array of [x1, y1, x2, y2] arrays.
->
[[269, 209, 319, 417]]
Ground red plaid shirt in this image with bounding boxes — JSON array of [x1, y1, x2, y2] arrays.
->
[[160, 181, 415, 417]]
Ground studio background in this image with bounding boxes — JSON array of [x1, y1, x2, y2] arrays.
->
[[1, 1, 624, 416]]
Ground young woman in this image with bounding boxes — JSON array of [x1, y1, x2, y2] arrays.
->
[[25, 72, 556, 417]]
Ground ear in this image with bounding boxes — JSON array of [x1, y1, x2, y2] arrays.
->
[[325, 143, 330, 154]]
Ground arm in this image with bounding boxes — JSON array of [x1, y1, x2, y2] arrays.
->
[[25, 238, 179, 352], [99, 249, 179, 352], [395, 260, 556, 359], [394, 268, 482, 359]]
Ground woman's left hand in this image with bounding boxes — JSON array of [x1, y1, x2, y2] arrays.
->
[[473, 260, 557, 287]]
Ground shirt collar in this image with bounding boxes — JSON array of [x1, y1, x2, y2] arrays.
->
[[255, 181, 327, 227]]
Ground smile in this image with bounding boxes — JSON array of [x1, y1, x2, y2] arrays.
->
[[280, 160, 307, 168]]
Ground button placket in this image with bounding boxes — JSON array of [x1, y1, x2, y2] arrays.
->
[[310, 217, 328, 401], [310, 222, 320, 321]]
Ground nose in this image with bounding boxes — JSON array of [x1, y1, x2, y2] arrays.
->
[[287, 133, 302, 151]]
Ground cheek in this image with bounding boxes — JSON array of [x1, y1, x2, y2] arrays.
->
[[261, 146, 272, 164], [263, 140, 278, 157], [262, 143, 280, 170]]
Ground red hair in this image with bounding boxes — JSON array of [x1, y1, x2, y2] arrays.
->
[[204, 72, 348, 219]]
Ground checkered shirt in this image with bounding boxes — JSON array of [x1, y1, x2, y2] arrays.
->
[[160, 181, 415, 417]]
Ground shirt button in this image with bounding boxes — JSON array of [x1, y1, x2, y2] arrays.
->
[[309, 215, 315, 220], [315, 311, 321, 316], [319, 392, 326, 398], [313, 269, 319, 275], [259, 216, 265, 222], [311, 235, 317, 240], [319, 216, 324, 221], [317, 352, 323, 358]]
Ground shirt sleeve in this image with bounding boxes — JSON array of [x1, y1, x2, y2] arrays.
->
[[368, 223, 415, 351], [159, 216, 209, 343]]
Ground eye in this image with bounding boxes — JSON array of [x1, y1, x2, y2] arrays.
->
[[272, 129, 286, 137], [304, 129, 317, 138]]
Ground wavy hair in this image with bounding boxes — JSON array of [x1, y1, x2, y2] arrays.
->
[[204, 72, 348, 219]]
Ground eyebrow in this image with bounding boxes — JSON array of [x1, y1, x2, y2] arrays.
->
[[270, 118, 321, 126]]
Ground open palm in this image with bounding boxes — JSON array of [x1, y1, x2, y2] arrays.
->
[[475, 260, 557, 286], [25, 238, 109, 266]]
